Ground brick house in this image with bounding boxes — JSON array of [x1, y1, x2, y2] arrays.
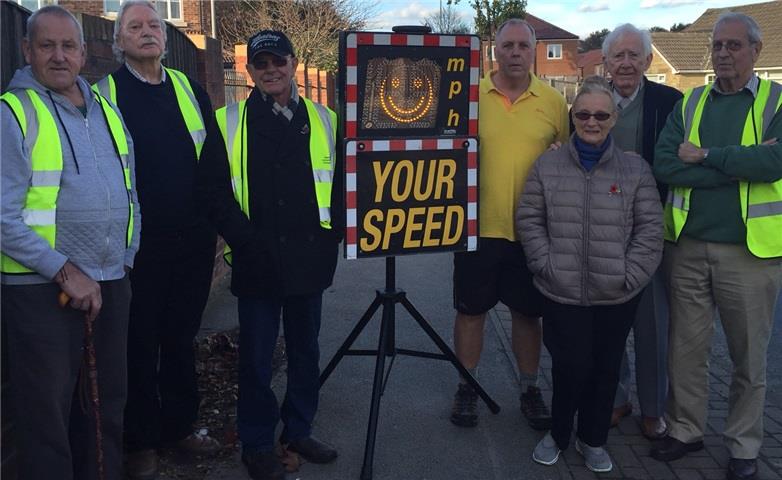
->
[[647, 0, 782, 91], [577, 48, 605, 80], [481, 12, 579, 81], [9, 0, 217, 34]]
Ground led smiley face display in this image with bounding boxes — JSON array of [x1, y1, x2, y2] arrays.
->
[[362, 57, 441, 129]]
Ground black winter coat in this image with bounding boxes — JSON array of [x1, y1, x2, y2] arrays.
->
[[200, 89, 343, 298]]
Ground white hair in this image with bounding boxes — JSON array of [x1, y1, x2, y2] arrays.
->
[[713, 12, 762, 44], [112, 0, 167, 63], [602, 24, 652, 58]]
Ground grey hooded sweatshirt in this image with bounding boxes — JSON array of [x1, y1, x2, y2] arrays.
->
[[1, 66, 141, 285]]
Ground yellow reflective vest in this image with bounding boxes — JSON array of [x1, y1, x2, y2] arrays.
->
[[0, 89, 135, 274], [92, 67, 206, 160], [664, 78, 782, 258], [215, 96, 337, 263]]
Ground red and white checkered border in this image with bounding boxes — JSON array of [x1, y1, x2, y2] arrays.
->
[[345, 138, 478, 259], [344, 33, 480, 138]]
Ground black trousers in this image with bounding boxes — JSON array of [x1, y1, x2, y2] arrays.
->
[[2, 277, 131, 480], [543, 294, 641, 450], [124, 230, 215, 451]]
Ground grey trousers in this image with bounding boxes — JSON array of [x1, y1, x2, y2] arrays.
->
[[2, 277, 131, 480], [663, 237, 782, 458], [614, 269, 669, 417]]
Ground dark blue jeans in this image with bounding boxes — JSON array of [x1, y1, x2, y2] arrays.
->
[[237, 293, 323, 453]]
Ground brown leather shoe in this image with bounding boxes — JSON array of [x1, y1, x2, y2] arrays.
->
[[169, 429, 221, 456], [641, 416, 668, 440], [125, 449, 159, 480], [610, 403, 632, 427]]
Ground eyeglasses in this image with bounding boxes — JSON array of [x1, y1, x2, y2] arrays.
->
[[711, 40, 754, 52], [573, 111, 612, 121], [252, 56, 288, 69]]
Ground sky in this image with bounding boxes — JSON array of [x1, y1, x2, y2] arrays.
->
[[371, 0, 773, 38]]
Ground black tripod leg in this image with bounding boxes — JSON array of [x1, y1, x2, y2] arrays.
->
[[360, 299, 393, 480], [320, 294, 384, 386], [399, 296, 501, 414]]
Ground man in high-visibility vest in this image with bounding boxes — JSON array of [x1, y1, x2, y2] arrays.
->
[[0, 6, 140, 479], [200, 30, 342, 480], [651, 12, 782, 480], [95, 2, 220, 477]]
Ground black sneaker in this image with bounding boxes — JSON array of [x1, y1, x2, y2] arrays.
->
[[520, 385, 552, 431], [241, 450, 285, 480], [450, 383, 478, 427]]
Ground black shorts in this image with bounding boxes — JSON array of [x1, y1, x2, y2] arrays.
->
[[453, 237, 543, 317]]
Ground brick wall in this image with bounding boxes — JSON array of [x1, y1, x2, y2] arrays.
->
[[58, 0, 104, 18], [535, 40, 578, 79], [234, 44, 335, 109]]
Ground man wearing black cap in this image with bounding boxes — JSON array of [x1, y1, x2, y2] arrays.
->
[[201, 30, 342, 480]]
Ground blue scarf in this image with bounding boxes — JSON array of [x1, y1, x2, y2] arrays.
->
[[574, 135, 611, 172]]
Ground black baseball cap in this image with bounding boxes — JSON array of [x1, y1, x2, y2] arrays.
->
[[247, 30, 295, 60]]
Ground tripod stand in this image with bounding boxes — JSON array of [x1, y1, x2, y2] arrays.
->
[[319, 256, 500, 480]]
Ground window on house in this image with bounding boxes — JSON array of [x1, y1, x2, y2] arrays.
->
[[104, 0, 120, 15], [15, 0, 56, 11], [104, 0, 181, 20], [547, 44, 562, 60], [645, 73, 666, 83], [155, 0, 181, 21], [488, 45, 496, 61]]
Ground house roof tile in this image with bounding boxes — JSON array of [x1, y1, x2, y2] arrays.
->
[[525, 13, 579, 41], [654, 0, 782, 71]]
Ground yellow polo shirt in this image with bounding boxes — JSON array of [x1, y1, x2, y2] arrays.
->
[[479, 72, 569, 241]]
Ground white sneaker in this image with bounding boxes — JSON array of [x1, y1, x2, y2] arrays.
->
[[532, 432, 561, 466], [575, 438, 613, 472]]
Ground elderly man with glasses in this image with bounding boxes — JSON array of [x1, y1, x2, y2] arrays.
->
[[651, 12, 782, 480]]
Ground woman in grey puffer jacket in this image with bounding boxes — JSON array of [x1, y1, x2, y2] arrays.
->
[[517, 77, 663, 473]]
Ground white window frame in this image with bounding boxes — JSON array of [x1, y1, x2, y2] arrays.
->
[[547, 44, 562, 60], [15, 0, 56, 10], [155, 0, 182, 21], [645, 73, 666, 83], [104, 0, 120, 16]]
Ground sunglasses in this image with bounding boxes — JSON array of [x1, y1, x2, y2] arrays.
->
[[252, 56, 288, 69], [573, 111, 612, 121]]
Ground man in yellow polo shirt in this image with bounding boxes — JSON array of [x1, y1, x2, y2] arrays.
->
[[450, 18, 569, 429]]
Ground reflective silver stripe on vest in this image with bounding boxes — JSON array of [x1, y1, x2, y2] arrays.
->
[[169, 71, 207, 146], [747, 200, 782, 218], [224, 102, 241, 161], [22, 209, 56, 225], [95, 77, 112, 102], [31, 170, 61, 186], [16, 91, 40, 153], [683, 85, 707, 141], [313, 168, 331, 183], [119, 154, 129, 169], [319, 207, 331, 221], [669, 190, 688, 210], [762, 82, 782, 135], [311, 102, 336, 165]]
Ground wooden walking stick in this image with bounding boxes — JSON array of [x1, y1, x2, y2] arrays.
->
[[59, 291, 106, 480]]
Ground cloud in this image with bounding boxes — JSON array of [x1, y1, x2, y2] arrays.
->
[[577, 1, 610, 12], [370, 2, 440, 31], [640, 0, 701, 8]]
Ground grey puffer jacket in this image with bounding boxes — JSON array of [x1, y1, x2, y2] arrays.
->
[[516, 136, 663, 306]]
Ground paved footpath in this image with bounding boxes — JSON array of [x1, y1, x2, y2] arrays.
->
[[202, 252, 781, 480], [491, 301, 782, 480]]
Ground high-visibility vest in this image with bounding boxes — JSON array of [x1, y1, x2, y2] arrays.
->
[[92, 67, 206, 160], [215, 96, 337, 264], [664, 78, 782, 258], [0, 89, 135, 274]]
